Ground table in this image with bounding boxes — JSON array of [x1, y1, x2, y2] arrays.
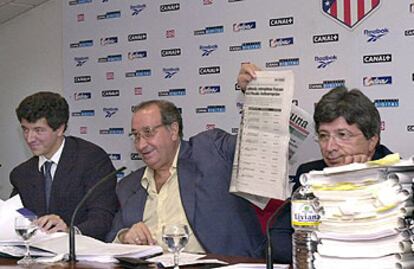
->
[[0, 254, 270, 268]]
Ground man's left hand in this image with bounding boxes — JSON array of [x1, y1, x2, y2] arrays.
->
[[35, 214, 68, 233]]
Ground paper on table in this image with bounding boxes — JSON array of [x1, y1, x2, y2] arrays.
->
[[218, 263, 289, 269], [0, 195, 24, 241], [147, 252, 228, 267]]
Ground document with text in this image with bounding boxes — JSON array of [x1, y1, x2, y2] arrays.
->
[[230, 70, 305, 209]]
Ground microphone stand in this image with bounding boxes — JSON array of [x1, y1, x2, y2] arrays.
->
[[68, 166, 126, 262], [265, 199, 291, 269]]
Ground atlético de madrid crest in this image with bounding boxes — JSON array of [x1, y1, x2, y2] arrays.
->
[[322, 0, 381, 30]]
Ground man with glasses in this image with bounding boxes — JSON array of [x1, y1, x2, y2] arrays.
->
[[106, 100, 264, 257], [237, 63, 393, 263]]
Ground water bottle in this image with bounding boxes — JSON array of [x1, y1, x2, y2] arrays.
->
[[291, 184, 320, 269]]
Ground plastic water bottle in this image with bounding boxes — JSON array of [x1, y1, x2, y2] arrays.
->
[[291, 185, 320, 269]]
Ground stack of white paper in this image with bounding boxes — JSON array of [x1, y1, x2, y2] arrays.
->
[[303, 156, 414, 269]]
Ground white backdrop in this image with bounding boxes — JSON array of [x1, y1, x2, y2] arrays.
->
[[62, 0, 414, 177]]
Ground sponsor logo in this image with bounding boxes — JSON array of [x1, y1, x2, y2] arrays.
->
[[292, 99, 299, 106], [158, 88, 186, 96], [200, 44, 218, 56], [199, 66, 220, 75], [363, 53, 392, 64], [128, 33, 147, 41], [102, 89, 120, 97], [99, 128, 124, 135], [97, 10, 121, 20], [100, 36, 118, 46], [313, 33, 339, 43], [166, 29, 175, 38], [405, 29, 414, 36], [203, 0, 213, 5], [130, 4, 146, 16], [309, 79, 346, 89], [160, 3, 180, 12], [231, 127, 239, 134], [77, 14, 85, 22], [407, 125, 414, 132], [195, 105, 226, 113], [128, 50, 147, 60], [98, 54, 122, 63], [108, 154, 121, 161], [233, 21, 256, 32], [374, 99, 399, 108], [69, 0, 92, 6], [229, 41, 261, 51], [106, 72, 114, 80], [72, 110, 95, 117], [74, 75, 91, 83], [199, 85, 220, 95], [269, 16, 294, 26], [411, 2, 414, 13], [74, 56, 89, 67], [235, 83, 241, 91], [125, 69, 152, 78], [269, 37, 294, 48], [161, 48, 181, 57], [364, 28, 389, 42], [315, 55, 337, 68], [194, 25, 224, 36], [134, 86, 143, 95], [103, 107, 119, 118], [130, 153, 142, 160], [80, 126, 87, 134], [265, 58, 300, 68], [363, 76, 392, 86], [74, 92, 91, 100], [70, 39, 93, 48], [163, 67, 180, 79], [380, 121, 385, 131], [322, 0, 381, 29]]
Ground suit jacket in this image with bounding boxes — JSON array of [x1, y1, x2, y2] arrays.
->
[[10, 136, 118, 241], [106, 128, 265, 257], [270, 144, 393, 264]]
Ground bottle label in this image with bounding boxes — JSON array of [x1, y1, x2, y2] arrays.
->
[[291, 200, 320, 227]]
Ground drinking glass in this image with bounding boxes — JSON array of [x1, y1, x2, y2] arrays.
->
[[14, 215, 38, 265], [162, 224, 189, 269]]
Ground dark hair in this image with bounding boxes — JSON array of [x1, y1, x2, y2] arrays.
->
[[16, 91, 69, 131], [133, 100, 183, 138], [314, 86, 380, 140]]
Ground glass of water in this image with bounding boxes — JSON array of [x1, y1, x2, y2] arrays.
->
[[14, 215, 38, 265], [162, 224, 189, 269]]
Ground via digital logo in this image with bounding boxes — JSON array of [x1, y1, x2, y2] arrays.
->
[[315, 55, 337, 68], [74, 56, 89, 67], [163, 67, 180, 79], [364, 28, 389, 42]]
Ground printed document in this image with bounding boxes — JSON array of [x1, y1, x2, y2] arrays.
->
[[230, 70, 301, 208]]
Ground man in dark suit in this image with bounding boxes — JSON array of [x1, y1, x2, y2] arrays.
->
[[10, 91, 118, 241], [106, 100, 264, 257], [238, 63, 393, 264]]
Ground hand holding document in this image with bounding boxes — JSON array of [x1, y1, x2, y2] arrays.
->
[[230, 70, 313, 208]]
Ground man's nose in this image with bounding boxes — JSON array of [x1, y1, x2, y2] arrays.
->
[[325, 135, 339, 150], [135, 137, 148, 151], [25, 130, 36, 143]]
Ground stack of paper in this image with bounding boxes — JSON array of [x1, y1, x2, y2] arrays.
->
[[300, 155, 414, 269]]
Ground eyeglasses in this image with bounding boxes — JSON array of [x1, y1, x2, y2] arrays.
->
[[129, 124, 165, 142], [316, 130, 363, 144]]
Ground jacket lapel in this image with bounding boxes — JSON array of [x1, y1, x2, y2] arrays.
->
[[176, 141, 199, 226]]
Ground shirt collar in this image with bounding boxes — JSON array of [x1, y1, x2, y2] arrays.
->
[[38, 137, 65, 172]]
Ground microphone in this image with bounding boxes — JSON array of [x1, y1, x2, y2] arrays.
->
[[265, 199, 291, 269], [68, 166, 126, 262]]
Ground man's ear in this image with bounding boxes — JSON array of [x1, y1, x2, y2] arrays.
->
[[56, 124, 66, 137], [169, 122, 180, 140], [368, 134, 379, 153]]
